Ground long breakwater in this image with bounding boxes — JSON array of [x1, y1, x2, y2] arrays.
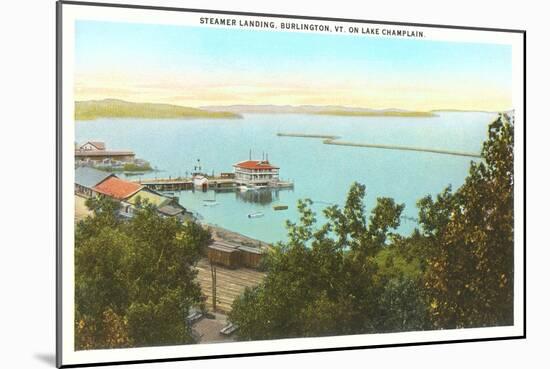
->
[[277, 132, 481, 158]]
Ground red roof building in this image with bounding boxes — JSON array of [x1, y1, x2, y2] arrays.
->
[[233, 160, 279, 170], [93, 176, 143, 200], [233, 160, 280, 187]]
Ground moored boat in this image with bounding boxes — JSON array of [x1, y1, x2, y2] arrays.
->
[[247, 211, 264, 218], [203, 201, 219, 207]]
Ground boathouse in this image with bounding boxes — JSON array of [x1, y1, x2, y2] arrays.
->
[[75, 141, 135, 163], [233, 159, 280, 187], [193, 175, 209, 191], [75, 167, 116, 197]]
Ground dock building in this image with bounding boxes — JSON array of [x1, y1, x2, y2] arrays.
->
[[75, 166, 116, 198], [233, 159, 280, 188], [75, 141, 136, 165]]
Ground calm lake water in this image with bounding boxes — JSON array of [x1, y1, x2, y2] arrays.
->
[[76, 112, 496, 243]]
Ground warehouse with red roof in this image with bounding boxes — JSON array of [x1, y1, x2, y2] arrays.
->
[[93, 176, 143, 200]]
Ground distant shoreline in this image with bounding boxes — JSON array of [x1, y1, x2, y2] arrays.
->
[[75, 99, 503, 120], [75, 99, 242, 121], [314, 110, 436, 117], [202, 104, 438, 116], [201, 105, 504, 116]]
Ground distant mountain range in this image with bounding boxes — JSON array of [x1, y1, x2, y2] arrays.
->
[[75, 99, 499, 120], [201, 104, 437, 117], [75, 99, 242, 120]]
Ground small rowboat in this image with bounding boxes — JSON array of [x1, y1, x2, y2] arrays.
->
[[273, 204, 288, 211], [247, 211, 264, 218], [202, 201, 219, 207]]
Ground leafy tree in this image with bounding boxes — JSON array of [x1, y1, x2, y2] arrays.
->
[[374, 243, 429, 332], [125, 205, 206, 346], [229, 183, 407, 339], [420, 113, 514, 328], [76, 112, 515, 347], [230, 113, 515, 339], [102, 308, 131, 348], [77, 196, 121, 241], [75, 198, 211, 349]]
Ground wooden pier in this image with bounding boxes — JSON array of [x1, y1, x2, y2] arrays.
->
[[133, 177, 292, 192], [134, 178, 194, 191]]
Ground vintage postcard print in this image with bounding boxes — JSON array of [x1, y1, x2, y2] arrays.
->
[[57, 1, 526, 367]]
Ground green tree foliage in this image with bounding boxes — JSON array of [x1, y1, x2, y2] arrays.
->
[[371, 230, 431, 332], [230, 113, 514, 339], [75, 113, 515, 345], [420, 113, 514, 328], [75, 199, 211, 349], [229, 183, 416, 339]]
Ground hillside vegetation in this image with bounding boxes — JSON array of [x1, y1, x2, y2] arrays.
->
[[75, 99, 242, 120]]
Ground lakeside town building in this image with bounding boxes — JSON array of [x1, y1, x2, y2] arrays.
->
[[75, 166, 116, 198], [93, 176, 143, 200], [92, 176, 185, 218], [233, 159, 280, 188], [75, 166, 186, 219], [75, 141, 136, 166]]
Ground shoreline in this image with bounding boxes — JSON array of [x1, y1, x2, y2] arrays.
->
[[74, 194, 272, 250]]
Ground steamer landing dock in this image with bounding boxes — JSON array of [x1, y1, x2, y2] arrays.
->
[[75, 140, 293, 192], [131, 157, 294, 192], [132, 176, 294, 192], [134, 176, 235, 192]]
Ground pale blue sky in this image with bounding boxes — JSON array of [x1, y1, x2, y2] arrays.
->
[[75, 20, 513, 110]]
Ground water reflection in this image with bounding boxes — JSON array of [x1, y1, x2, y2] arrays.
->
[[235, 188, 292, 205]]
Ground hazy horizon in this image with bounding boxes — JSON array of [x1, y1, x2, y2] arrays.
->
[[75, 98, 507, 114], [75, 21, 513, 111]]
